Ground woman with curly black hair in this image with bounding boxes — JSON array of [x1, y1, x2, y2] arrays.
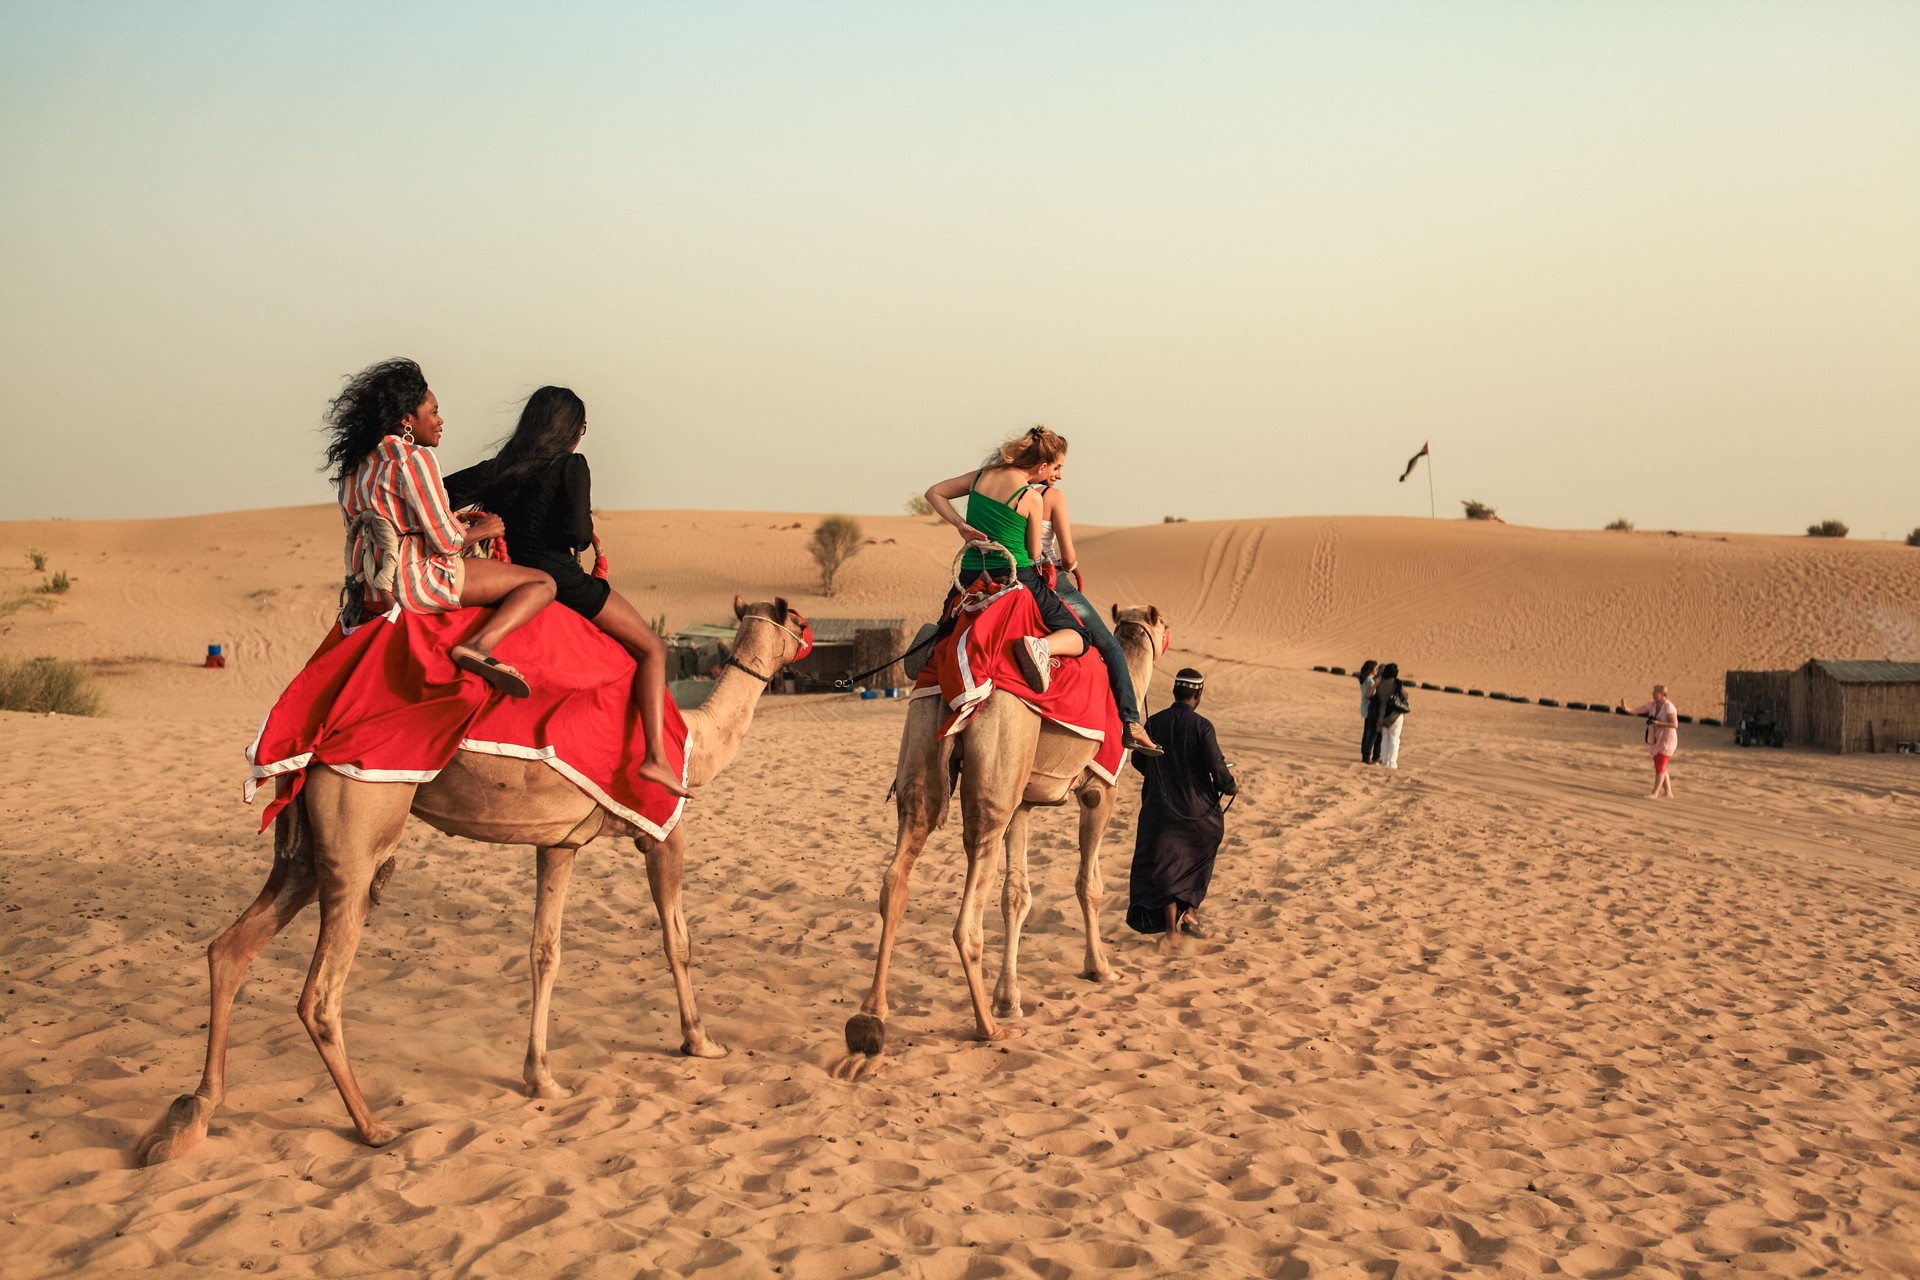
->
[[326, 358, 555, 698], [446, 386, 691, 797]]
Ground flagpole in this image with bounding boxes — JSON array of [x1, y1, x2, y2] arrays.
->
[[1427, 446, 1435, 519]]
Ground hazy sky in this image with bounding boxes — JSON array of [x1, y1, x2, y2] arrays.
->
[[4, 1, 1916, 535]]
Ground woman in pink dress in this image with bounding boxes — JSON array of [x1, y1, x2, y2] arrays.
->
[[325, 358, 556, 697], [1617, 684, 1679, 799]]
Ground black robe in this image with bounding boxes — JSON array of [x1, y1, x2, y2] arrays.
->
[[1126, 701, 1235, 934]]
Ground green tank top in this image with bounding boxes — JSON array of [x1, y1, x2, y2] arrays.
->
[[960, 473, 1032, 572]]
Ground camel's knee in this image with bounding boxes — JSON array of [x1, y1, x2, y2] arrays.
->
[[529, 938, 562, 972], [297, 993, 342, 1045]]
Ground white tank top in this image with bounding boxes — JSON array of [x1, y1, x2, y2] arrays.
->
[[1034, 485, 1063, 566]]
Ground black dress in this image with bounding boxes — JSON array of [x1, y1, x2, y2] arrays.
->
[[1125, 701, 1236, 934], [444, 453, 610, 619]]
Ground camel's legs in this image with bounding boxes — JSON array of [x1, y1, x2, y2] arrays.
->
[[955, 802, 1016, 1042], [993, 807, 1035, 1019], [296, 768, 413, 1147], [840, 698, 950, 1067], [524, 845, 578, 1098], [1076, 782, 1117, 981], [642, 826, 727, 1059], [135, 802, 319, 1165]]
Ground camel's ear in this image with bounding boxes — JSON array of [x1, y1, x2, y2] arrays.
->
[[1147, 606, 1162, 626], [1111, 604, 1122, 625], [773, 596, 790, 622], [733, 595, 748, 619]]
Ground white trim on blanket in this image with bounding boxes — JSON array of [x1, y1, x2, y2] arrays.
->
[[242, 723, 695, 842]]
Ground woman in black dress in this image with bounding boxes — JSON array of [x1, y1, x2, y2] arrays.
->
[[446, 387, 690, 798]]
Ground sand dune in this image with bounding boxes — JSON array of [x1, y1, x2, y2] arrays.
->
[[3, 509, 1918, 1277]]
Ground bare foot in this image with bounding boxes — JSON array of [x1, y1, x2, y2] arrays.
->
[[636, 757, 694, 799], [1160, 932, 1185, 957]]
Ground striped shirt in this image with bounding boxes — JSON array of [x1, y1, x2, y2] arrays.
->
[[339, 435, 465, 614]]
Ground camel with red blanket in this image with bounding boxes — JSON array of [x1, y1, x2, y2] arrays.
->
[[136, 596, 810, 1163], [832, 594, 1167, 1078]]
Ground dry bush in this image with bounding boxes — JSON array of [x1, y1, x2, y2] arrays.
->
[[1462, 500, 1499, 521], [1605, 518, 1634, 532], [1907, 528, 1920, 548], [28, 548, 47, 570], [809, 515, 864, 595], [0, 656, 103, 716], [904, 494, 934, 517], [1806, 519, 1849, 538], [1163, 516, 1188, 523], [39, 570, 70, 594]]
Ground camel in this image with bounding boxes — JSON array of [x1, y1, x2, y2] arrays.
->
[[833, 604, 1168, 1078], [137, 596, 810, 1164]]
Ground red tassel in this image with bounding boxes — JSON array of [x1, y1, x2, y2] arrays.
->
[[591, 532, 609, 580]]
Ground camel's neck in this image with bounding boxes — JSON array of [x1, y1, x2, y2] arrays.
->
[[682, 654, 772, 789], [1121, 635, 1157, 716]]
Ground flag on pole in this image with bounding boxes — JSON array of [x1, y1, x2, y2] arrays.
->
[[1398, 442, 1429, 483]]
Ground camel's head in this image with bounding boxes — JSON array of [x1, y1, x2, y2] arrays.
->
[[730, 595, 814, 674], [1110, 604, 1170, 658]]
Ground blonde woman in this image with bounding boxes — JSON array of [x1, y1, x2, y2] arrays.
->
[[923, 427, 1160, 755]]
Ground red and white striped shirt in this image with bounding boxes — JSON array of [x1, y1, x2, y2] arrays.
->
[[339, 435, 466, 614]]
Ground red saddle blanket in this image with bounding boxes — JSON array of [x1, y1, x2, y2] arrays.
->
[[911, 583, 1124, 784], [246, 605, 691, 839]]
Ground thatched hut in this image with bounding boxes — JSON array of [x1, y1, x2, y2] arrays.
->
[[1729, 660, 1920, 752], [1793, 660, 1920, 754]]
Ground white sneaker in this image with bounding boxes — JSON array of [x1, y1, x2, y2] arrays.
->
[[1017, 636, 1052, 692]]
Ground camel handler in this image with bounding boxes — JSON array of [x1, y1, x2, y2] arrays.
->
[[1125, 667, 1236, 950]]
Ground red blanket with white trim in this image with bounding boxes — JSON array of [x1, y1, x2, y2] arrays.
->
[[246, 605, 690, 838], [911, 583, 1125, 784]]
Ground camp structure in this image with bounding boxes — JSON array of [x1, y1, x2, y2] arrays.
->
[[667, 617, 909, 704], [1724, 660, 1920, 754]]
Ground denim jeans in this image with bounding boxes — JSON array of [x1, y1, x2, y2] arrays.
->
[[1052, 577, 1143, 726]]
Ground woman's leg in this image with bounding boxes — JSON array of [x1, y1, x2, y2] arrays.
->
[[449, 558, 555, 695], [1361, 716, 1379, 763], [1380, 719, 1402, 769], [1057, 582, 1143, 725], [588, 589, 694, 799]]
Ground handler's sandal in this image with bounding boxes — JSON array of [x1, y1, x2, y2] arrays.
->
[[1123, 724, 1163, 756], [1017, 636, 1053, 693]]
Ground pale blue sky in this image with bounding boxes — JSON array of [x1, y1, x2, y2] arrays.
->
[[4, 1, 1916, 534]]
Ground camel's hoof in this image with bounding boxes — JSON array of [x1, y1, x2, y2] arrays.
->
[[845, 1013, 886, 1057], [992, 999, 1024, 1020], [359, 1122, 404, 1148], [134, 1094, 213, 1166], [680, 1038, 731, 1060], [977, 1023, 1025, 1044], [1081, 965, 1114, 983], [527, 1079, 574, 1101]]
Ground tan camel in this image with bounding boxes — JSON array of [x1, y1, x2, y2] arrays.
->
[[137, 597, 809, 1163], [833, 605, 1167, 1078]]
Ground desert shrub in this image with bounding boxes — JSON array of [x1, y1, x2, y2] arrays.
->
[[1905, 528, 1920, 548], [1806, 519, 1849, 538], [647, 613, 668, 638], [904, 494, 934, 517], [1163, 516, 1188, 523], [39, 571, 70, 594], [1604, 518, 1634, 532], [809, 515, 864, 595], [1462, 500, 1498, 521], [0, 655, 103, 716], [28, 548, 47, 570]]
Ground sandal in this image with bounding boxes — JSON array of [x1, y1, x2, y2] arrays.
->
[[452, 646, 532, 699], [1123, 725, 1163, 756]]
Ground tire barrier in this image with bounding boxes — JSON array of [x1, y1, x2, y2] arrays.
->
[[1330, 666, 1347, 676], [1313, 665, 1328, 673], [1468, 689, 1485, 697], [1700, 717, 1720, 727], [1567, 702, 1587, 710], [1444, 686, 1463, 694], [1419, 682, 1438, 691], [1595, 705, 1616, 714], [1489, 691, 1509, 700]]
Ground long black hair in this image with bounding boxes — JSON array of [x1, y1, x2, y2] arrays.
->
[[323, 358, 429, 482], [470, 385, 587, 504]]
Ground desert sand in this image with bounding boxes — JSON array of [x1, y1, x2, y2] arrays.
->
[[3, 508, 1918, 1278]]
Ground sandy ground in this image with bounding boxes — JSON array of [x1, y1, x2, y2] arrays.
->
[[3, 509, 1918, 1278]]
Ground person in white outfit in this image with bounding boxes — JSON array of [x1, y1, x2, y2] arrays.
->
[[1374, 662, 1408, 769]]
